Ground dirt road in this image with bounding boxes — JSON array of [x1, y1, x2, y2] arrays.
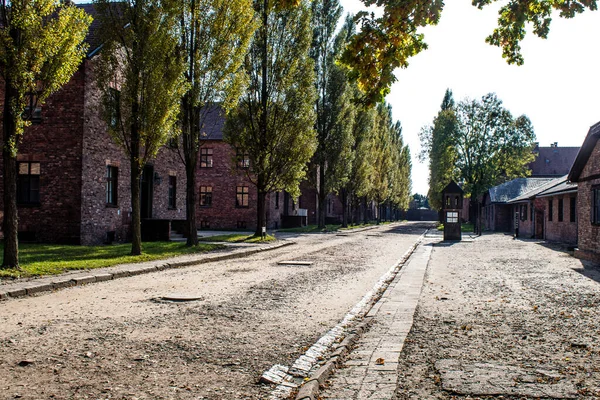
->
[[0, 222, 430, 400], [395, 234, 600, 399]]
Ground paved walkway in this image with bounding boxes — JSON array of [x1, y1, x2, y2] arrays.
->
[[321, 238, 436, 400]]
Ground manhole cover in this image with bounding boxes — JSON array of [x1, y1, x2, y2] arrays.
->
[[277, 261, 313, 266], [160, 293, 204, 302]]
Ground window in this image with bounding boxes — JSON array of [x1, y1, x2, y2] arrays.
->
[[108, 88, 120, 130], [558, 198, 564, 222], [200, 148, 213, 168], [570, 196, 576, 223], [530, 203, 534, 221], [236, 186, 249, 208], [236, 149, 250, 169], [446, 211, 458, 223], [548, 199, 553, 221], [520, 204, 527, 221], [23, 92, 42, 123], [106, 166, 118, 206], [275, 192, 279, 209], [593, 187, 600, 225], [200, 220, 210, 229], [17, 162, 40, 205], [200, 186, 212, 207], [168, 176, 176, 209]]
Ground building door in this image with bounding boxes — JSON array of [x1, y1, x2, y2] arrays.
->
[[535, 210, 544, 239], [141, 165, 154, 219]]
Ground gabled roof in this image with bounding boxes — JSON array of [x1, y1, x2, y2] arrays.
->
[[536, 179, 578, 198], [568, 122, 600, 182], [487, 177, 555, 203], [529, 146, 579, 177], [199, 105, 226, 140], [442, 180, 463, 195], [507, 175, 567, 203], [76, 4, 103, 57]]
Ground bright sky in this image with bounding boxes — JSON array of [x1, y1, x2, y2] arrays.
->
[[341, 0, 600, 196]]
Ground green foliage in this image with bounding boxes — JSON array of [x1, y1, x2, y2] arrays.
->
[[310, 1, 356, 227], [473, 0, 597, 65], [342, 0, 596, 103], [0, 0, 91, 156], [421, 90, 536, 207], [180, 0, 256, 117], [94, 0, 187, 166], [0, 242, 224, 279], [224, 1, 317, 199], [411, 193, 429, 208], [420, 89, 459, 210], [341, 0, 443, 104]]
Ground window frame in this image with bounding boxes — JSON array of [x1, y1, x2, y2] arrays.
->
[[17, 162, 41, 206], [106, 165, 118, 207], [558, 198, 564, 222], [199, 185, 213, 207], [168, 175, 177, 209], [200, 148, 213, 168], [236, 148, 250, 169], [236, 186, 249, 208], [108, 87, 120, 130], [593, 186, 600, 225], [570, 196, 576, 223], [446, 211, 459, 224]]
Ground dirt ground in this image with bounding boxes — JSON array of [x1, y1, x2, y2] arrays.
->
[[0, 222, 429, 400], [395, 233, 600, 399]]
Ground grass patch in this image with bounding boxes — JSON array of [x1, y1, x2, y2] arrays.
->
[[437, 223, 474, 232], [198, 233, 276, 243], [0, 241, 224, 279]]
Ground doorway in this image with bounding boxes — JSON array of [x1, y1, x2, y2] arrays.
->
[[141, 165, 154, 219], [535, 210, 544, 239]]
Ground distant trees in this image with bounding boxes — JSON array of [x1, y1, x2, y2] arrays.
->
[[94, 0, 187, 255], [225, 0, 317, 236], [0, 0, 91, 268], [421, 90, 536, 212]]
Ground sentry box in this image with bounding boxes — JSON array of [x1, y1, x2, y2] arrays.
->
[[442, 180, 464, 241]]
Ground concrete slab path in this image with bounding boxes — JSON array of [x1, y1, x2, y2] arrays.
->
[[321, 238, 436, 400]]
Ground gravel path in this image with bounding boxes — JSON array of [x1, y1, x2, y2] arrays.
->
[[0, 222, 430, 400], [395, 234, 600, 399]]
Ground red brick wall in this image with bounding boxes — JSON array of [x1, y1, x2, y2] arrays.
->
[[195, 141, 257, 230], [576, 139, 600, 260], [80, 58, 187, 245], [513, 202, 534, 238], [544, 194, 577, 245], [0, 66, 86, 243]]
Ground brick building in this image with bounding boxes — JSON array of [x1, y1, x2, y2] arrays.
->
[[0, 4, 187, 245], [568, 122, 600, 262]]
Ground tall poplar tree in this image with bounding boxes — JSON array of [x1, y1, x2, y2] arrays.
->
[[225, 0, 317, 236], [0, 0, 91, 268], [94, 0, 187, 255], [310, 3, 355, 229], [420, 89, 458, 211], [178, 0, 255, 246]]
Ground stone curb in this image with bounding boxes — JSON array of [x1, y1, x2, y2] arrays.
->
[[0, 241, 295, 302], [292, 230, 427, 400]]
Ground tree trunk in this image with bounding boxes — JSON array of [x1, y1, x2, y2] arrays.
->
[[255, 187, 266, 237], [130, 100, 142, 255], [185, 158, 197, 245], [2, 82, 19, 269], [341, 188, 348, 228], [130, 156, 142, 255], [182, 94, 198, 246], [318, 161, 326, 229]]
